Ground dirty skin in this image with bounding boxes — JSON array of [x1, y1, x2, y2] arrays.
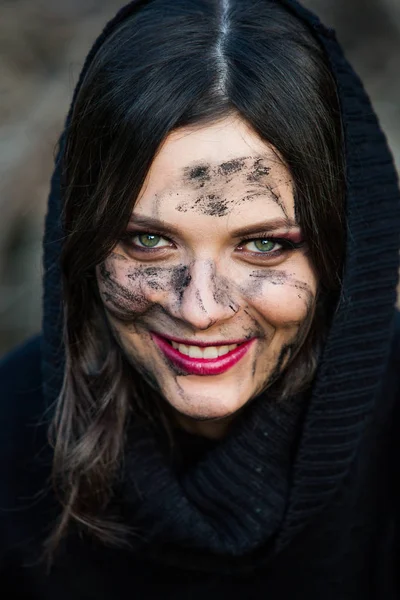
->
[[246, 269, 314, 306], [99, 259, 193, 319], [99, 242, 314, 409], [177, 156, 288, 218], [241, 269, 316, 390]]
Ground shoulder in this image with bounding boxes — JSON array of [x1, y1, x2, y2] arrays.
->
[[0, 335, 45, 434], [0, 334, 42, 391], [0, 336, 54, 553]]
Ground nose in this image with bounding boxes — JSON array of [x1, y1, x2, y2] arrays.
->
[[173, 260, 239, 330]]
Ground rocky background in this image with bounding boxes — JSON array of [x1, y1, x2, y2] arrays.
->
[[1, 0, 399, 357]]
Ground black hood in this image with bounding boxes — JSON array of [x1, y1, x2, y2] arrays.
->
[[41, 0, 400, 573]]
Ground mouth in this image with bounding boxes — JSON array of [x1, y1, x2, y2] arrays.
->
[[151, 332, 256, 376]]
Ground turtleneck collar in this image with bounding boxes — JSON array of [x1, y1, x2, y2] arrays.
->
[[117, 389, 309, 573]]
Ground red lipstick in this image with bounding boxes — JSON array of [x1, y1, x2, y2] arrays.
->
[[151, 333, 256, 376]]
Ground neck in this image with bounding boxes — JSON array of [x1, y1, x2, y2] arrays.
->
[[172, 411, 237, 440]]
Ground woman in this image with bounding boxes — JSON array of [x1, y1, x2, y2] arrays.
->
[[1, 0, 399, 597]]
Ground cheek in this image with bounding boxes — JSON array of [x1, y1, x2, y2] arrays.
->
[[256, 287, 309, 323], [97, 255, 194, 319], [96, 259, 154, 317], [245, 277, 316, 325]]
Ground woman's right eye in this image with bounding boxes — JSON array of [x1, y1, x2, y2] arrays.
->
[[127, 232, 172, 249]]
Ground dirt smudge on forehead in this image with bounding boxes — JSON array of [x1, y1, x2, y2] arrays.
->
[[177, 155, 289, 218], [246, 157, 271, 182], [186, 164, 211, 186], [218, 158, 247, 177]]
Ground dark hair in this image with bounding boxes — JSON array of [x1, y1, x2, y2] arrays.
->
[[47, 0, 345, 558]]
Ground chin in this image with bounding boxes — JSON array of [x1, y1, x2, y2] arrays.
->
[[167, 392, 247, 422], [175, 406, 237, 422]]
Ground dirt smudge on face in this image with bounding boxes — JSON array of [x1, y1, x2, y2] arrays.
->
[[99, 259, 196, 321], [262, 297, 315, 389], [177, 155, 289, 219], [245, 269, 290, 297], [98, 261, 150, 318], [170, 265, 192, 302], [185, 164, 211, 187], [246, 157, 271, 182], [193, 193, 230, 217], [195, 288, 207, 313], [218, 158, 246, 177], [245, 269, 314, 306], [205, 259, 240, 313]]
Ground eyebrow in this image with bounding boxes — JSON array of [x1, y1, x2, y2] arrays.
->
[[128, 214, 299, 237], [230, 218, 298, 237]]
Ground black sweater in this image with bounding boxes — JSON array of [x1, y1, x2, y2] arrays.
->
[[0, 323, 400, 598], [1, 0, 400, 598]]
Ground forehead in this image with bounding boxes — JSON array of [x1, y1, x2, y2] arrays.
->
[[135, 117, 295, 225]]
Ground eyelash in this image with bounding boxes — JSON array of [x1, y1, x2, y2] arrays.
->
[[119, 231, 304, 257]]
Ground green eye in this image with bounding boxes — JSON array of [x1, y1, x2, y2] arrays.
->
[[138, 234, 161, 247], [252, 239, 276, 252]]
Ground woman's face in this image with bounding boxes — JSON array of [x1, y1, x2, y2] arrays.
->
[[97, 116, 318, 438]]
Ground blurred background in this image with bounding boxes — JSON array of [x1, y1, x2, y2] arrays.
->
[[1, 0, 400, 358]]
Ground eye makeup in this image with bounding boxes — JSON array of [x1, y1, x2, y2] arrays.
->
[[236, 235, 304, 259], [119, 228, 304, 256]]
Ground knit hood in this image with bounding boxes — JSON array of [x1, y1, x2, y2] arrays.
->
[[42, 0, 400, 574]]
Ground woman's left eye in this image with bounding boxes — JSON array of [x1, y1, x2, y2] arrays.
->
[[242, 238, 282, 253]]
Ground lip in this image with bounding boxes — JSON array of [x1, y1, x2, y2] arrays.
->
[[151, 332, 256, 376]]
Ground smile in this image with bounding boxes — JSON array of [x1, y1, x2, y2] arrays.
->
[[151, 332, 256, 375]]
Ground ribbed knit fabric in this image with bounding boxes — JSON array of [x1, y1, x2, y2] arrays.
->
[[40, 0, 400, 578], [119, 390, 308, 566]]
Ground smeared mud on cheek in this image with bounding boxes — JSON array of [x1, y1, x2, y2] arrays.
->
[[98, 254, 195, 324], [127, 266, 167, 291], [126, 263, 193, 310], [104, 319, 162, 394], [128, 348, 163, 394], [98, 258, 200, 401], [246, 269, 290, 297], [262, 293, 315, 391], [97, 261, 151, 319], [267, 307, 314, 387], [240, 268, 316, 391], [245, 269, 315, 309]]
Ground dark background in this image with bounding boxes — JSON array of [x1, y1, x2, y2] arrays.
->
[[1, 0, 399, 357]]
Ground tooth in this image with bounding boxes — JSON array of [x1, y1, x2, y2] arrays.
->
[[189, 345, 203, 358], [217, 345, 230, 357], [172, 341, 239, 358], [203, 346, 219, 359]]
